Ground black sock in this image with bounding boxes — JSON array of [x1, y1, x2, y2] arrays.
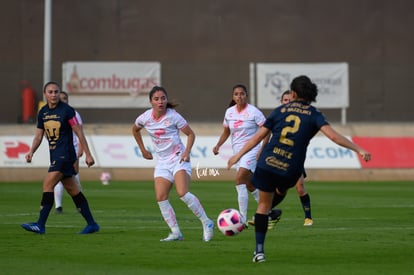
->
[[72, 192, 96, 225], [37, 192, 54, 227], [300, 194, 312, 219], [255, 213, 268, 253], [271, 192, 286, 208]]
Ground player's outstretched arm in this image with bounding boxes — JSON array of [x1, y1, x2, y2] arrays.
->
[[320, 125, 371, 161]]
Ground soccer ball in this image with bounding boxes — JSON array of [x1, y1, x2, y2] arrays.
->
[[100, 172, 111, 185], [217, 208, 245, 236]]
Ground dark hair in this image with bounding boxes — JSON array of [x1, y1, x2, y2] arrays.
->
[[60, 91, 68, 97], [228, 84, 248, 107], [281, 90, 291, 98], [43, 81, 61, 93], [290, 75, 318, 103], [149, 86, 178, 108]]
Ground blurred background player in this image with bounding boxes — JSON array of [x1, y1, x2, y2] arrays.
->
[[54, 91, 84, 214], [132, 86, 214, 242], [213, 84, 267, 225]]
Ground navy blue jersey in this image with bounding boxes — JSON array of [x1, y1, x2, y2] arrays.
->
[[37, 101, 77, 163], [257, 100, 329, 178]]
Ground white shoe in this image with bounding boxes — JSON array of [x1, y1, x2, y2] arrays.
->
[[253, 252, 266, 263], [202, 219, 214, 242], [160, 232, 183, 242]]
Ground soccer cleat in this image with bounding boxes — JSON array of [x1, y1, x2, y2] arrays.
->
[[160, 232, 184, 242], [267, 209, 282, 229], [79, 223, 100, 234], [247, 209, 283, 229], [304, 218, 313, 226], [55, 207, 63, 214], [21, 222, 45, 234], [202, 219, 214, 242], [253, 252, 266, 263]]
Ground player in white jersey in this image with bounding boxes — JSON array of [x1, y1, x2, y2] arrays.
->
[[213, 84, 268, 224], [132, 86, 214, 242], [54, 91, 83, 214]]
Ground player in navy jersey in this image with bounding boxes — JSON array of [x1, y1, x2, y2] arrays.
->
[[227, 75, 371, 263], [22, 81, 99, 234]]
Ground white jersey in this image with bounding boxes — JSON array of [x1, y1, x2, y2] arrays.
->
[[73, 111, 82, 155], [135, 108, 188, 163], [223, 103, 266, 154]]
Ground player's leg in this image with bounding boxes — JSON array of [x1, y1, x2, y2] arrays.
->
[[174, 166, 214, 242], [154, 169, 183, 241], [63, 176, 99, 234], [235, 167, 252, 224], [253, 190, 273, 263], [54, 181, 64, 213], [295, 175, 312, 226], [21, 171, 61, 234]]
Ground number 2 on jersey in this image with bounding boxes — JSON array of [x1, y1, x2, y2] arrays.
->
[[279, 115, 300, 146]]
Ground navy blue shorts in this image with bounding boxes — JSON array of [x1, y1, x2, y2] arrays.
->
[[251, 167, 301, 193], [48, 159, 76, 177]]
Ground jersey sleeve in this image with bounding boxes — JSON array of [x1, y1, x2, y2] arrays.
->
[[173, 109, 188, 129], [75, 111, 83, 125], [135, 110, 148, 128], [254, 107, 266, 126], [222, 107, 231, 128]]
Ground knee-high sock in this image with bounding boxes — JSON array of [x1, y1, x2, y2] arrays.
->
[[180, 192, 209, 223], [54, 182, 64, 208], [37, 192, 54, 227], [72, 192, 96, 225], [271, 192, 286, 208], [300, 194, 312, 219], [236, 184, 248, 222], [254, 213, 268, 254], [74, 174, 82, 191], [250, 189, 259, 203], [158, 200, 181, 234]]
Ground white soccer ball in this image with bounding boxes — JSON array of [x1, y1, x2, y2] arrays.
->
[[100, 172, 111, 185], [217, 208, 245, 236]]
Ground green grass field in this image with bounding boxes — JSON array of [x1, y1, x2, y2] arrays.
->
[[1, 179, 413, 275]]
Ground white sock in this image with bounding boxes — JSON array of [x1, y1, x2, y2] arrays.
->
[[54, 182, 64, 208], [180, 192, 209, 224], [236, 184, 248, 222], [158, 200, 181, 235], [74, 174, 82, 191], [250, 189, 259, 203]]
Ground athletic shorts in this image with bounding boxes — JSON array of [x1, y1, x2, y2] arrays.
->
[[154, 157, 192, 183], [251, 167, 301, 193], [236, 149, 257, 172], [48, 159, 76, 178]]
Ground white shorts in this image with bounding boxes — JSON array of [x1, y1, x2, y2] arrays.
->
[[236, 149, 257, 172], [154, 157, 192, 183]]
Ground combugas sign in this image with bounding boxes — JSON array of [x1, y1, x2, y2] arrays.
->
[[62, 62, 161, 108]]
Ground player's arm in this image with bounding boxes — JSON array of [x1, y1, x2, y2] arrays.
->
[[256, 128, 271, 159], [25, 128, 44, 163], [319, 124, 371, 161], [227, 127, 270, 169], [132, 123, 153, 160], [213, 126, 230, 155], [76, 113, 84, 157], [180, 124, 195, 162], [72, 123, 95, 167]]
